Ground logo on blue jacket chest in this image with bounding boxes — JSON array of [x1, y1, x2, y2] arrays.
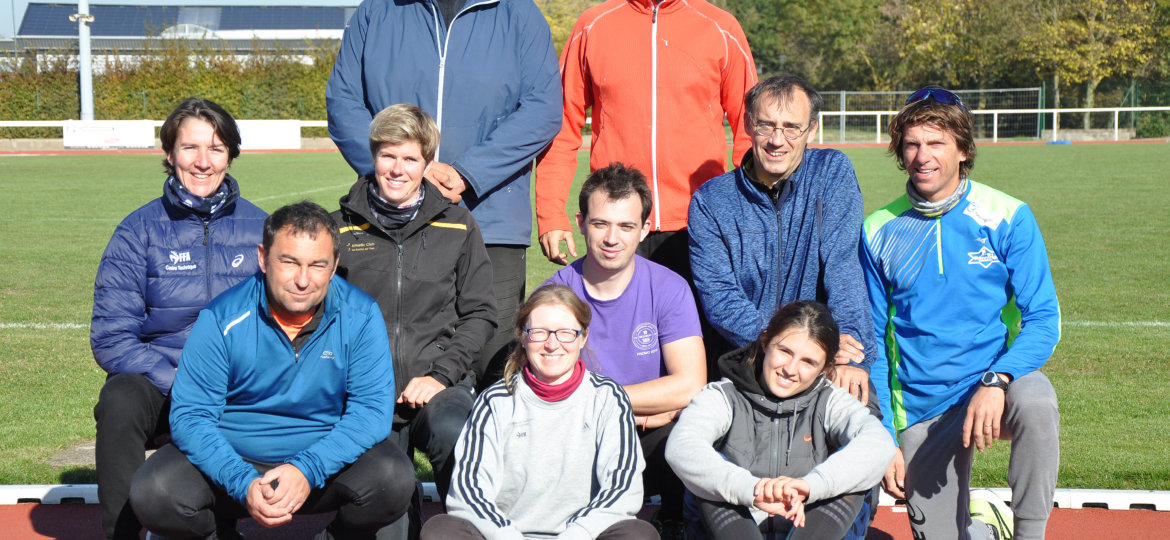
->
[[967, 238, 1000, 268], [165, 250, 196, 271]]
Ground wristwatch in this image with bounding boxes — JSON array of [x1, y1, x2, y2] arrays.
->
[[980, 371, 1010, 391]]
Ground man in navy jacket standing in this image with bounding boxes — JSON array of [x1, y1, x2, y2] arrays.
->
[[129, 202, 416, 539], [326, 0, 562, 388]]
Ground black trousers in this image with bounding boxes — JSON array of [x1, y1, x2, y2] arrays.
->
[[475, 245, 526, 391], [639, 422, 685, 520], [389, 380, 475, 501], [637, 229, 692, 282], [94, 372, 170, 540], [130, 439, 415, 540]]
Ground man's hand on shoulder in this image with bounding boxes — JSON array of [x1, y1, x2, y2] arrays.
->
[[428, 161, 469, 203], [829, 333, 869, 403], [539, 230, 577, 266], [398, 375, 446, 409], [835, 333, 865, 365]]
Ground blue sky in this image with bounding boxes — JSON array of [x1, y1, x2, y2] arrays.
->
[[1, 0, 361, 39]]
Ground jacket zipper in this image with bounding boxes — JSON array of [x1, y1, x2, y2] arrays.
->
[[202, 217, 212, 300], [935, 217, 944, 274], [429, 0, 498, 163], [770, 414, 780, 476], [650, 2, 661, 230], [393, 242, 405, 380], [784, 401, 794, 467]]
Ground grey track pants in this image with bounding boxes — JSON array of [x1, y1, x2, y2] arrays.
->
[[899, 371, 1060, 540]]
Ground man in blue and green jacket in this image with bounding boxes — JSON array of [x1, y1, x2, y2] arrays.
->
[[129, 202, 416, 540], [862, 88, 1061, 540]]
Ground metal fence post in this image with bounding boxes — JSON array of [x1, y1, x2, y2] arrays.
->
[[839, 91, 845, 143]]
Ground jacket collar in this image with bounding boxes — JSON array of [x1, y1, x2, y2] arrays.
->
[[256, 272, 343, 331], [627, 0, 684, 15], [338, 176, 451, 237], [735, 148, 812, 209]]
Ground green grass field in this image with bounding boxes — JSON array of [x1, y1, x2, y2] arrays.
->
[[1, 143, 1168, 490]]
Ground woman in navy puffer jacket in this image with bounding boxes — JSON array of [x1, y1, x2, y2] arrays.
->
[[89, 98, 267, 540]]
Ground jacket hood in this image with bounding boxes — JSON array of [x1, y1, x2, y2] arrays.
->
[[338, 175, 453, 237], [717, 344, 831, 416]]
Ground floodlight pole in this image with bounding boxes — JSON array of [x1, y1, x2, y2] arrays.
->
[[70, 0, 95, 121]]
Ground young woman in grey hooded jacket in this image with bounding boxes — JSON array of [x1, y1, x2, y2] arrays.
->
[[665, 301, 894, 539]]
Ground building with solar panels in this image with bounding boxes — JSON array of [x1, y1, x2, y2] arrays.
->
[[2, 2, 356, 68]]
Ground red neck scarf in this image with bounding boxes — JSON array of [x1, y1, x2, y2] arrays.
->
[[523, 359, 586, 402]]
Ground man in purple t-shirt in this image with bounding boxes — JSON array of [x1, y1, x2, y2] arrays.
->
[[543, 163, 705, 529]]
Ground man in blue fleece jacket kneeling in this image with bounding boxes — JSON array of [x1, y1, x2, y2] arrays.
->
[[130, 201, 415, 540]]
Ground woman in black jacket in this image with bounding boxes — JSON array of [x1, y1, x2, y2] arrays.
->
[[332, 103, 497, 508]]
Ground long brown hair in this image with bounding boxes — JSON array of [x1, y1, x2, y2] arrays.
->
[[502, 285, 591, 394]]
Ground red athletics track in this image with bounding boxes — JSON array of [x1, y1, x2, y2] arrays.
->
[[2, 502, 1168, 539]]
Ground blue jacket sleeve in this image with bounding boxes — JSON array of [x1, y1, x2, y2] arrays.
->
[[688, 187, 767, 348], [288, 303, 396, 489], [90, 216, 171, 392], [325, 0, 377, 177], [817, 158, 878, 369], [450, 2, 562, 197], [989, 204, 1060, 379], [860, 232, 897, 441], [169, 310, 261, 502]]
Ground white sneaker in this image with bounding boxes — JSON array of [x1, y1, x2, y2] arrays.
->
[[970, 488, 1014, 540]]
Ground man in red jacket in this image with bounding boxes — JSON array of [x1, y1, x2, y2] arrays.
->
[[535, 0, 757, 280]]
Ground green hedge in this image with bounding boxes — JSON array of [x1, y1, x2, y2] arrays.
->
[[0, 40, 338, 138]]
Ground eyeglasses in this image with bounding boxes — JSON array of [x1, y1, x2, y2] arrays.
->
[[523, 327, 583, 343], [751, 121, 814, 141], [905, 87, 967, 111]]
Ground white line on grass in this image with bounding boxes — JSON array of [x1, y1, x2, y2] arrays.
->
[[251, 183, 353, 203], [1064, 321, 1169, 328], [0, 322, 87, 330]]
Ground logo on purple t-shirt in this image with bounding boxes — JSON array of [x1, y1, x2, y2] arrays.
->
[[632, 323, 659, 351]]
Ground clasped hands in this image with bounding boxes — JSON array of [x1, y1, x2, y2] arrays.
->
[[246, 464, 311, 528], [753, 476, 810, 528]]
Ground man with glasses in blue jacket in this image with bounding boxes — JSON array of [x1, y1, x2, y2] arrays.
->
[[688, 74, 881, 538], [862, 87, 1061, 540]]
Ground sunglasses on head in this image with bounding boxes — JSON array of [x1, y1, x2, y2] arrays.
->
[[905, 87, 966, 110]]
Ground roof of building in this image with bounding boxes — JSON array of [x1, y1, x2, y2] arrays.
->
[[18, 3, 354, 37]]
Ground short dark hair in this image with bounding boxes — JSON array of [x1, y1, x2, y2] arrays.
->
[[262, 201, 340, 260], [159, 97, 242, 177], [888, 92, 977, 179], [578, 162, 653, 223], [748, 300, 840, 376], [744, 74, 823, 126]]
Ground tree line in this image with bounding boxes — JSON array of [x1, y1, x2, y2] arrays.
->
[[2, 0, 1166, 136], [539, 0, 1170, 113]]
